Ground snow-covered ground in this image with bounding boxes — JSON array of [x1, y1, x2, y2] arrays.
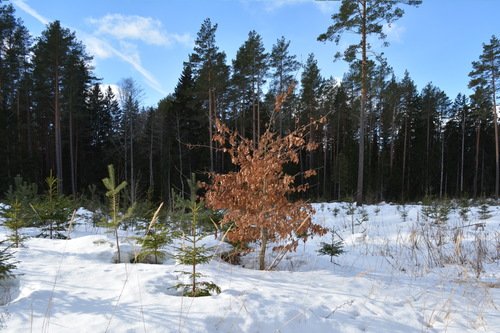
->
[[0, 202, 498, 332]]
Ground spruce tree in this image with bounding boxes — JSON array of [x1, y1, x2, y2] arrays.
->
[[133, 203, 176, 264], [0, 240, 16, 280], [31, 173, 73, 239], [1, 200, 28, 247], [318, 228, 344, 263], [174, 174, 220, 297]]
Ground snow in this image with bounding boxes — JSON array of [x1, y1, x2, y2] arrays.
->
[[0, 202, 498, 332]]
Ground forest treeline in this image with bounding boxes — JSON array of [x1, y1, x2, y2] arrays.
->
[[1, 2, 499, 204]]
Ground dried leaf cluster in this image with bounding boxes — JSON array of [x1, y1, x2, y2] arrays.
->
[[205, 118, 327, 269]]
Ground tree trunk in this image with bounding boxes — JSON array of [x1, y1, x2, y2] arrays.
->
[[356, 0, 367, 206], [259, 227, 268, 270], [389, 107, 396, 177], [208, 86, 214, 172], [439, 115, 445, 199], [460, 108, 465, 194], [401, 116, 408, 201], [426, 106, 431, 195], [69, 98, 76, 196], [149, 114, 154, 194], [491, 64, 498, 198], [473, 122, 481, 198], [130, 115, 135, 203], [176, 111, 184, 196], [54, 67, 63, 193]]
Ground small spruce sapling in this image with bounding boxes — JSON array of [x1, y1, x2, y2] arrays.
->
[[344, 201, 368, 234], [343, 200, 356, 233], [31, 174, 73, 239], [436, 199, 451, 225], [5, 175, 38, 206], [397, 204, 409, 222], [1, 175, 38, 247], [478, 199, 492, 221], [458, 198, 470, 225], [102, 165, 133, 263], [174, 174, 220, 297], [474, 199, 491, 277], [0, 240, 17, 280], [318, 228, 344, 263], [133, 203, 176, 264], [1, 200, 28, 247]]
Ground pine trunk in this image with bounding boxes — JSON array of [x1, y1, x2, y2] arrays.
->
[[473, 123, 481, 198], [356, 0, 367, 206], [54, 67, 63, 194], [401, 116, 408, 201], [492, 65, 498, 198], [460, 109, 465, 194]]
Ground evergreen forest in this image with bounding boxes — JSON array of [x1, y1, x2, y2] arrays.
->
[[1, 1, 499, 206]]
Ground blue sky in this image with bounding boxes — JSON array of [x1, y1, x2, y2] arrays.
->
[[10, 0, 500, 107]]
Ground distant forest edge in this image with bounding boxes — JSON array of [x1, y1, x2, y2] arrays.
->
[[0, 1, 499, 204]]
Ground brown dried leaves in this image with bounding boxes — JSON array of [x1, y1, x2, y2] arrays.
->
[[205, 119, 327, 251]]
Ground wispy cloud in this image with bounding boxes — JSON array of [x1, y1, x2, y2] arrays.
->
[[11, 1, 167, 96], [82, 35, 114, 59], [81, 33, 166, 95], [12, 0, 49, 25], [88, 14, 192, 47]]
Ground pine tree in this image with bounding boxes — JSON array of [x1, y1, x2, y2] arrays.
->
[[469, 35, 500, 198], [0, 2, 31, 189], [231, 30, 268, 143], [31, 20, 94, 194], [269, 36, 300, 135], [318, 0, 422, 205], [190, 18, 229, 172], [102, 164, 132, 263], [469, 87, 492, 197]]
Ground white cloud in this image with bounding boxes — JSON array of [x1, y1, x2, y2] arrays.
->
[[11, 2, 167, 97], [12, 0, 49, 25], [88, 14, 192, 47], [109, 44, 166, 96], [82, 35, 114, 59], [383, 23, 406, 43]]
